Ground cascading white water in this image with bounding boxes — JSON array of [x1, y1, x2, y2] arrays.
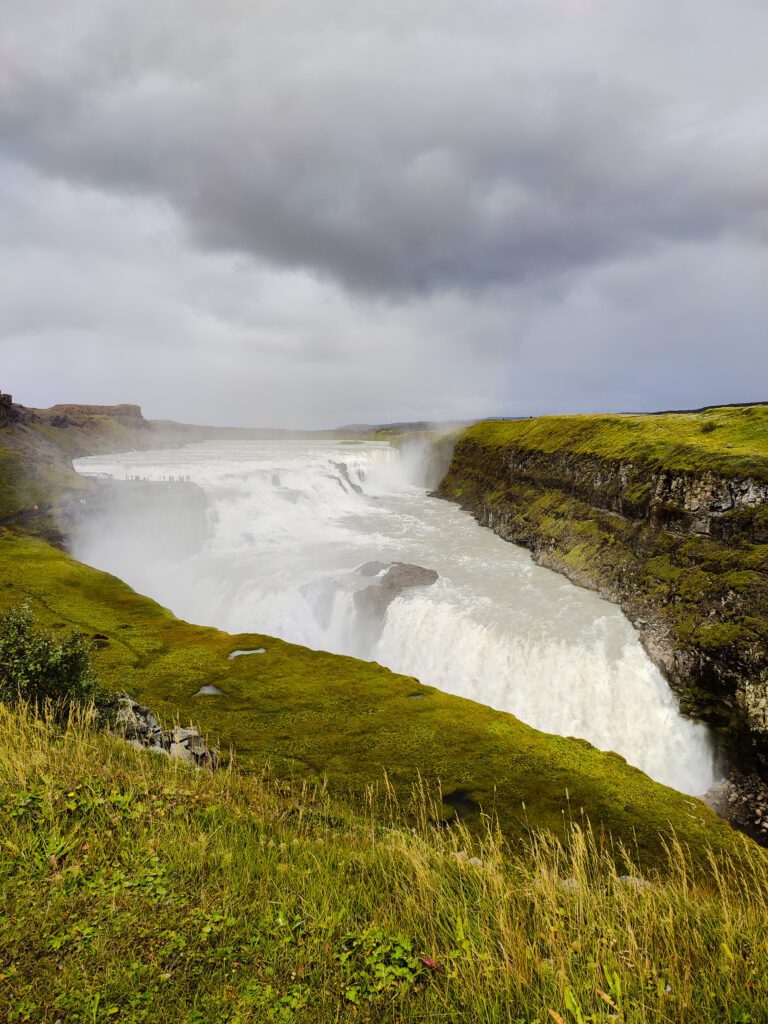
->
[[73, 439, 716, 795]]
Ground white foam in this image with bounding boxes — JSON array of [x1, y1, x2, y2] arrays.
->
[[73, 439, 715, 795]]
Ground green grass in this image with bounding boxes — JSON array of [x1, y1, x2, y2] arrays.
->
[[467, 406, 768, 478], [0, 447, 27, 519], [0, 429, 91, 526], [0, 530, 743, 866], [1, 705, 766, 1024]]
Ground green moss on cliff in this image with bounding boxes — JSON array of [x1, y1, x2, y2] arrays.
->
[[439, 409, 768, 752], [466, 405, 768, 479], [450, 472, 766, 672], [0, 447, 27, 518]]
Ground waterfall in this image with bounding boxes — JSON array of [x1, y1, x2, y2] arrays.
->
[[73, 438, 715, 795]]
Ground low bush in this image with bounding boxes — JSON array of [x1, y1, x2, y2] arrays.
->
[[0, 603, 99, 715]]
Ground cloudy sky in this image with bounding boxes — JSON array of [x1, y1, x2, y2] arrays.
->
[[2, 1, 766, 427]]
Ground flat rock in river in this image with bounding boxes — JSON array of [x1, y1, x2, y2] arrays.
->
[[354, 561, 439, 622]]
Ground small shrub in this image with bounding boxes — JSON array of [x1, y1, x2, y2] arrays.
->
[[0, 602, 99, 714]]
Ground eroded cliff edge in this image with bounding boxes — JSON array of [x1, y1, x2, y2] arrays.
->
[[436, 406, 768, 772]]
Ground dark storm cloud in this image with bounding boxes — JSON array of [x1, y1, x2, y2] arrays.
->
[[3, 0, 766, 296], [1, 1, 766, 426]]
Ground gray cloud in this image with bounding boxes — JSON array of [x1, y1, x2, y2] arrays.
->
[[1, 1, 766, 425], [3, 0, 766, 295]]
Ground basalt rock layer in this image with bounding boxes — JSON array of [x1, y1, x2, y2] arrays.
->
[[0, 395, 12, 428], [43, 403, 148, 429], [437, 407, 768, 772]]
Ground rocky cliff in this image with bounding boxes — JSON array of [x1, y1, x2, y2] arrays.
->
[[437, 407, 768, 772], [42, 403, 147, 429], [0, 403, 163, 541], [0, 394, 13, 428]]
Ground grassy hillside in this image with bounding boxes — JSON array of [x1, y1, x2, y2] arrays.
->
[[0, 530, 743, 865], [0, 447, 30, 520], [468, 405, 768, 479], [2, 705, 767, 1024]]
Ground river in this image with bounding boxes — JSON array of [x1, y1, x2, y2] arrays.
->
[[73, 439, 715, 795]]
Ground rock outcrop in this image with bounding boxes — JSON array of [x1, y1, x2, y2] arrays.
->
[[493, 445, 768, 540], [115, 696, 218, 769], [437, 431, 768, 773], [43, 404, 147, 429], [354, 561, 439, 620], [0, 394, 12, 428], [705, 769, 768, 847]]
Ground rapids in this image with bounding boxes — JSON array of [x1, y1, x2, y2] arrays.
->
[[73, 439, 716, 795]]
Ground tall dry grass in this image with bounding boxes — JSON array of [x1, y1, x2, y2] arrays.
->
[[0, 703, 766, 1023]]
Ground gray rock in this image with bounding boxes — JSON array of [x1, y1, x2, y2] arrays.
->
[[186, 734, 209, 756], [171, 726, 197, 744], [115, 696, 164, 748], [332, 461, 363, 495], [379, 562, 440, 590], [354, 561, 439, 622], [357, 561, 390, 577], [113, 695, 218, 770], [618, 875, 653, 891], [169, 742, 196, 765]]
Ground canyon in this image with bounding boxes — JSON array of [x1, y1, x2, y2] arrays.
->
[[1, 398, 767, 849], [437, 409, 768, 774]]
